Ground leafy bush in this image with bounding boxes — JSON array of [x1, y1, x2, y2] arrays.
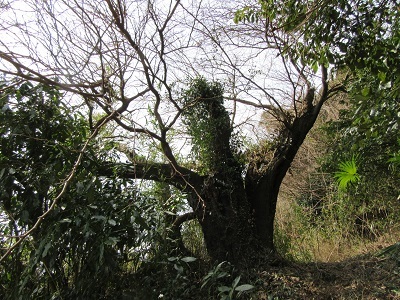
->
[[0, 82, 165, 299]]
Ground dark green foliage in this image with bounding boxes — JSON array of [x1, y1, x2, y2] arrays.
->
[[378, 242, 400, 265], [0, 81, 161, 299], [201, 261, 255, 300], [131, 256, 255, 300], [233, 0, 400, 239], [0, 82, 87, 227], [235, 0, 399, 75], [180, 77, 240, 174], [297, 70, 400, 238], [0, 80, 255, 299], [333, 155, 360, 190], [324, 69, 399, 198], [234, 0, 399, 192], [132, 256, 201, 300]]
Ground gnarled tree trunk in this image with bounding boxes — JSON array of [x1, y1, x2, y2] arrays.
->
[[99, 70, 332, 265], [191, 73, 330, 264], [196, 174, 258, 263]]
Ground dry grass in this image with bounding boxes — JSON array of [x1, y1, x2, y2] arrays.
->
[[274, 98, 400, 263], [255, 253, 400, 300], [275, 179, 400, 263]]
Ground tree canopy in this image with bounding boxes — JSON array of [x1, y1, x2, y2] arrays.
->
[[0, 0, 399, 298]]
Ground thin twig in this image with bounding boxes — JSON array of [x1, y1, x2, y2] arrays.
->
[[0, 111, 116, 263]]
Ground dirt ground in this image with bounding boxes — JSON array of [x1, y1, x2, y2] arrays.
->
[[256, 254, 400, 299]]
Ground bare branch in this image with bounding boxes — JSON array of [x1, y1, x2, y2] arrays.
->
[[173, 212, 196, 228], [97, 161, 203, 193], [0, 110, 117, 263]]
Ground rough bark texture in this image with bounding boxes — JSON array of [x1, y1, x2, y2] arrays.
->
[[193, 78, 329, 264], [98, 72, 330, 265], [196, 174, 258, 263], [246, 109, 322, 249]]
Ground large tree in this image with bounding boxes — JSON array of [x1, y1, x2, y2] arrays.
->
[[0, 0, 397, 265]]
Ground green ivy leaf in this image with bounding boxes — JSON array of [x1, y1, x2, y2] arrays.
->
[[378, 72, 386, 82], [361, 87, 370, 97], [311, 61, 319, 73]]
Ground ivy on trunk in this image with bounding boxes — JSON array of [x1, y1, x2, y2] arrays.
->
[[99, 73, 331, 264]]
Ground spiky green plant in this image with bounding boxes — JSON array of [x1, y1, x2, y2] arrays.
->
[[334, 155, 360, 190]]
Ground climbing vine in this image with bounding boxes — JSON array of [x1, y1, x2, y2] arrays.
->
[[181, 77, 239, 175]]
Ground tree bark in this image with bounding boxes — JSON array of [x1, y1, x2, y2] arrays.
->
[[97, 72, 329, 265], [196, 175, 260, 264], [244, 81, 328, 251]]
